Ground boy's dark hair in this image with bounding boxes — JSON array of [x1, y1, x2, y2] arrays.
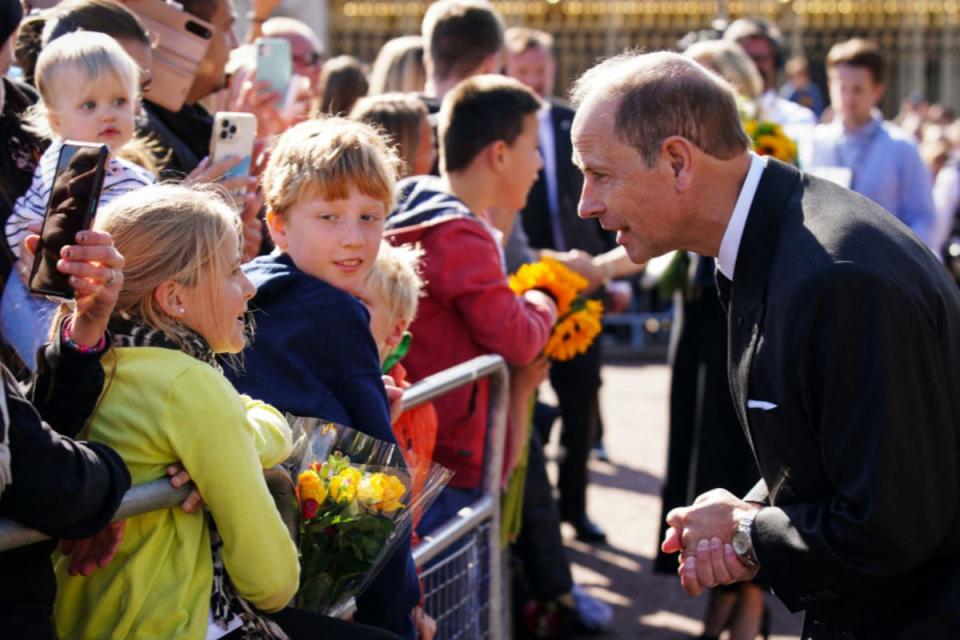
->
[[422, 0, 503, 83], [827, 38, 886, 85], [439, 74, 541, 173]]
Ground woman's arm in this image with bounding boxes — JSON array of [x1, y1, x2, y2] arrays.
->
[[1, 373, 130, 539]]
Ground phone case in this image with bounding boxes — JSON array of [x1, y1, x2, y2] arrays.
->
[[255, 37, 292, 95], [29, 142, 109, 299], [126, 0, 214, 112], [210, 112, 257, 181]]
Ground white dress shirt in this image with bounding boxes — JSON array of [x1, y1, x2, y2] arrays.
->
[[717, 152, 768, 280]]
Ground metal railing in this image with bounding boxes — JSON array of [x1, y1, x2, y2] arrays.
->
[[0, 354, 509, 639]]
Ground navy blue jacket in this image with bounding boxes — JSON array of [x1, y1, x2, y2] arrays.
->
[[227, 252, 418, 639]]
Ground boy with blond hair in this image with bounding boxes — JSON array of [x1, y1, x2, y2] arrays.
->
[[226, 117, 419, 639]]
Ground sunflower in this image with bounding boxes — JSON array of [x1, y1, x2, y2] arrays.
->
[[744, 119, 798, 164], [509, 257, 585, 316], [544, 299, 605, 361]]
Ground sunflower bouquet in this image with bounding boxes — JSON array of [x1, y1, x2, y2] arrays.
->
[[509, 257, 604, 361], [744, 119, 799, 164], [286, 417, 451, 615]]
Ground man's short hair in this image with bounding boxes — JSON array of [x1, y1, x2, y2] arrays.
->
[[504, 26, 553, 56], [261, 117, 401, 219], [177, 0, 217, 22], [826, 38, 885, 85], [421, 0, 503, 83], [570, 51, 751, 167], [439, 74, 541, 173]]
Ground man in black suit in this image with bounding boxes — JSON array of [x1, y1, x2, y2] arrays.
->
[[505, 27, 615, 543], [570, 51, 960, 638]]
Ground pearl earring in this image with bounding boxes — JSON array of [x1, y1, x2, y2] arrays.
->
[[179, 308, 186, 316]]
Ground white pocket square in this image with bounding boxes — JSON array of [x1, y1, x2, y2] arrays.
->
[[747, 400, 778, 411]]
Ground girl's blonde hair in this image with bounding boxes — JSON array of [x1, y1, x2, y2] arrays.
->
[[369, 36, 426, 95], [27, 30, 140, 138], [261, 116, 401, 219], [93, 183, 242, 350]]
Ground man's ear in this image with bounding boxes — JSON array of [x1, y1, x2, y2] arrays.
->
[[266, 209, 287, 250], [873, 82, 887, 103], [661, 136, 695, 192], [153, 280, 185, 319]]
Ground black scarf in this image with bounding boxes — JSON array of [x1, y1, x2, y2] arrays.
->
[[109, 315, 287, 639]]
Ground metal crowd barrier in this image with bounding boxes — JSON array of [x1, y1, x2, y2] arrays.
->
[[0, 354, 510, 640]]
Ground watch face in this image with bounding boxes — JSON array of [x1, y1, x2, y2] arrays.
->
[[732, 530, 750, 555]]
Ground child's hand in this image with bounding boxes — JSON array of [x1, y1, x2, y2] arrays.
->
[[15, 223, 42, 284], [413, 606, 436, 640], [59, 520, 126, 576], [167, 463, 204, 513], [383, 374, 404, 424]]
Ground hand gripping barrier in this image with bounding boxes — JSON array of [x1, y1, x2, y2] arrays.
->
[[0, 354, 510, 639]]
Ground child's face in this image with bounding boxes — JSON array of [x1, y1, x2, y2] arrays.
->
[[178, 232, 257, 353], [498, 113, 543, 212], [270, 183, 386, 292], [354, 281, 405, 364], [48, 69, 136, 151]]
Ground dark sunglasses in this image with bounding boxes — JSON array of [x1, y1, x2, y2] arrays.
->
[[293, 52, 323, 67]]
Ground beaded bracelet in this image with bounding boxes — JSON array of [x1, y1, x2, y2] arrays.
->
[[62, 319, 107, 354]]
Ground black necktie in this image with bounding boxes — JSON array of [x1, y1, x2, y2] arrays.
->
[[715, 270, 732, 310]]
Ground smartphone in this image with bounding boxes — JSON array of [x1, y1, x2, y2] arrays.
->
[[210, 112, 257, 182], [29, 142, 109, 299], [126, 0, 214, 112], [255, 37, 292, 95]]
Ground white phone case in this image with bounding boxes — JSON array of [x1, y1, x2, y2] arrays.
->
[[209, 112, 257, 181]]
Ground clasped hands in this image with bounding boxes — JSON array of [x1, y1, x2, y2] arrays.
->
[[661, 488, 761, 596]]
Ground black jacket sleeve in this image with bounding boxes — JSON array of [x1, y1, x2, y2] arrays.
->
[[26, 331, 106, 438], [2, 367, 130, 538]]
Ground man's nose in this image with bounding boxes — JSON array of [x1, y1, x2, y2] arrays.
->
[[578, 180, 603, 219]]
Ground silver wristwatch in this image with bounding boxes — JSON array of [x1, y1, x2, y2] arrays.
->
[[731, 512, 759, 567]]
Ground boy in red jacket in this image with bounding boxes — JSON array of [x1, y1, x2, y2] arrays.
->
[[385, 75, 557, 533]]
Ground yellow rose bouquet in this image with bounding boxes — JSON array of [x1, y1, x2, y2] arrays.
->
[[509, 257, 604, 361], [287, 418, 452, 615]]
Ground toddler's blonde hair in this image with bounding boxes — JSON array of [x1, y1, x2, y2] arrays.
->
[[28, 30, 140, 138], [261, 116, 401, 220], [364, 242, 425, 325]]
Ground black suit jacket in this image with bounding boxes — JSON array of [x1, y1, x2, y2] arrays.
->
[[521, 100, 614, 256], [728, 159, 960, 638]]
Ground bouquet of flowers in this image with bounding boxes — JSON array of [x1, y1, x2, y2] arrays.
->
[[509, 257, 604, 361], [285, 417, 452, 615], [743, 119, 799, 164]]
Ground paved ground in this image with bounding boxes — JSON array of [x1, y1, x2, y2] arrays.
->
[[540, 362, 804, 640]]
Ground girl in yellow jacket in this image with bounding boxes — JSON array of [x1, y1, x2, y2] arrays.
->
[[52, 184, 399, 640]]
